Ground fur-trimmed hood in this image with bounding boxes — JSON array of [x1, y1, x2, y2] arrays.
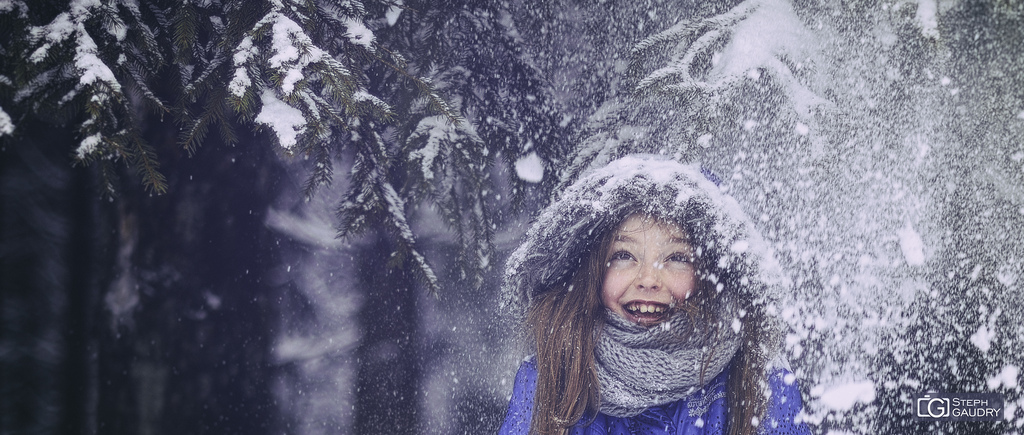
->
[[501, 155, 787, 317]]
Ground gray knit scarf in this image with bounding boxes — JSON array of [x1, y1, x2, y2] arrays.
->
[[594, 307, 742, 418]]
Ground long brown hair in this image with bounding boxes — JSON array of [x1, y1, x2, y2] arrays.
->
[[525, 231, 611, 435], [725, 303, 779, 435], [524, 215, 777, 435]]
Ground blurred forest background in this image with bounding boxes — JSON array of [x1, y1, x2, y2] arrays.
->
[[1, 0, 1022, 434]]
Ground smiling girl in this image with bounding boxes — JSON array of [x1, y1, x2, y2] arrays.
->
[[499, 155, 812, 435], [602, 215, 698, 326]]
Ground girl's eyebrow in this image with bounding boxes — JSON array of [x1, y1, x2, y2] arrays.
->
[[613, 234, 690, 246], [613, 234, 636, 243]]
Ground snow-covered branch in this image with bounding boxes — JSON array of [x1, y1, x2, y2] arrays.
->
[[633, 0, 828, 119]]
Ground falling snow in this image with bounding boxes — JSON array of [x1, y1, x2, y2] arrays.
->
[[988, 365, 1020, 390], [514, 152, 544, 183], [813, 381, 876, 412], [6, 0, 1021, 433], [898, 222, 926, 267]]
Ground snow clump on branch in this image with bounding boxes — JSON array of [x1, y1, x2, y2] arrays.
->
[[256, 89, 305, 150]]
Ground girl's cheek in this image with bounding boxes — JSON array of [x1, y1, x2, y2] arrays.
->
[[604, 274, 629, 294], [600, 288, 625, 311], [666, 270, 693, 282], [668, 272, 697, 294]]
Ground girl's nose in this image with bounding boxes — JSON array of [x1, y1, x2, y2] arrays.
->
[[635, 260, 661, 290]]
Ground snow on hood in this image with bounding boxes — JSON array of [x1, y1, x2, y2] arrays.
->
[[502, 155, 788, 316]]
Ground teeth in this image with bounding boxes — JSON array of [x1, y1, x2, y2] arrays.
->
[[628, 303, 667, 314]]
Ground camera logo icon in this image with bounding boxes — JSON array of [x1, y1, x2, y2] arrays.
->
[[916, 394, 950, 418]]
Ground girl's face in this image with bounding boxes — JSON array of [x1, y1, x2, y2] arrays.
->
[[601, 215, 697, 326]]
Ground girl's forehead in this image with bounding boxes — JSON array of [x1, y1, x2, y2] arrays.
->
[[612, 215, 688, 242]]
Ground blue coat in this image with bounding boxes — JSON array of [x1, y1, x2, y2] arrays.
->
[[498, 359, 812, 435]]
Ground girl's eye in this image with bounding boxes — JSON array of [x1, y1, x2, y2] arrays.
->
[[666, 253, 693, 264], [609, 250, 634, 262]]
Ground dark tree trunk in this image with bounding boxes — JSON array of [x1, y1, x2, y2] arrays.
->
[[1, 117, 285, 434], [0, 119, 109, 435], [58, 160, 103, 435], [354, 233, 422, 434], [111, 124, 284, 435]]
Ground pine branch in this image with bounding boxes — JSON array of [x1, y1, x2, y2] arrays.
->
[[182, 48, 228, 102], [171, 2, 199, 65], [215, 106, 239, 146], [180, 107, 212, 154], [302, 142, 334, 199], [122, 130, 168, 194], [366, 48, 460, 124], [124, 60, 170, 113]]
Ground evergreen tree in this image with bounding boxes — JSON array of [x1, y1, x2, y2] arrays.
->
[[2, 0, 570, 433], [0, 0, 464, 281], [267, 1, 573, 432]]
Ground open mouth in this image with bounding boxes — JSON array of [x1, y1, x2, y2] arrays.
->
[[623, 301, 672, 326]]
